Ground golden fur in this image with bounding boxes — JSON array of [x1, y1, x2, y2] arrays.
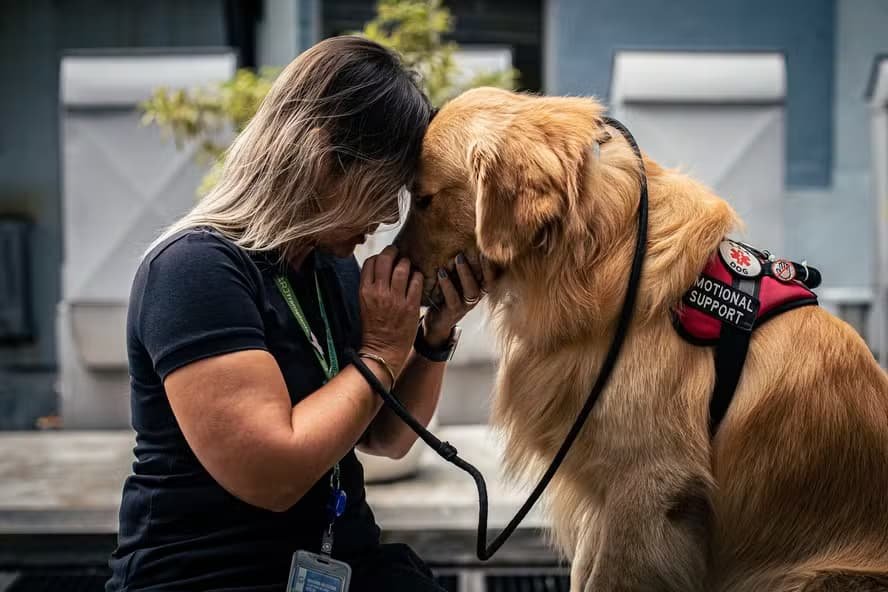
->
[[395, 87, 888, 591]]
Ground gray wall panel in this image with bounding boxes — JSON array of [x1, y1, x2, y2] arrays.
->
[[0, 0, 226, 428], [549, 0, 835, 188]]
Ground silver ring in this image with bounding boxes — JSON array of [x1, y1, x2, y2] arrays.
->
[[463, 294, 481, 306]]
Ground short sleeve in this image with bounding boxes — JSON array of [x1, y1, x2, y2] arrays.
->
[[134, 231, 268, 380]]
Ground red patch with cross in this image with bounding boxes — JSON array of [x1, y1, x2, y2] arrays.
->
[[718, 240, 762, 278]]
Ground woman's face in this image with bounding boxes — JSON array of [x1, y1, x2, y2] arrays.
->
[[316, 223, 380, 258]]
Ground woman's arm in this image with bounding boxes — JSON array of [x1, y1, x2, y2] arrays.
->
[[358, 350, 445, 459], [162, 246, 423, 513], [359, 253, 493, 458], [165, 351, 391, 512]]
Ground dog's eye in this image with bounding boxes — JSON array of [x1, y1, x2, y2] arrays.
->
[[414, 194, 433, 210]]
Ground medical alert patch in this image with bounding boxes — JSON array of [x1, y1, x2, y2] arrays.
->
[[682, 275, 760, 331], [718, 240, 762, 278]]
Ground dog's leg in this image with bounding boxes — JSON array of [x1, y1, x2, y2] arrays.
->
[[568, 509, 604, 592], [570, 531, 594, 592], [583, 472, 712, 592]]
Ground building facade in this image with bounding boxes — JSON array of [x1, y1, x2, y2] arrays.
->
[[1, 0, 886, 428]]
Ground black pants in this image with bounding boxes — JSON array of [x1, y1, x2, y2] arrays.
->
[[347, 543, 446, 592], [107, 543, 443, 591]]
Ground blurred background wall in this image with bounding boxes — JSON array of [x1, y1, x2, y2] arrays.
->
[[549, 0, 835, 187], [1, 0, 887, 429], [0, 1, 230, 428]]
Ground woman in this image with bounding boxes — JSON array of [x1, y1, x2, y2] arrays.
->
[[107, 36, 487, 591]]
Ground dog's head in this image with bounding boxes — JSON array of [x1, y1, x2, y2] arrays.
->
[[395, 87, 611, 303]]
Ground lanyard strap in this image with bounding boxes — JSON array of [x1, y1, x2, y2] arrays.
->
[[275, 270, 345, 555], [274, 272, 339, 380]]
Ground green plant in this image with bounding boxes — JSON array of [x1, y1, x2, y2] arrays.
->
[[140, 0, 518, 194], [361, 0, 517, 106], [142, 66, 280, 160]]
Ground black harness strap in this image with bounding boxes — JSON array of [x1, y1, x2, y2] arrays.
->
[[706, 266, 820, 436], [709, 276, 757, 436]]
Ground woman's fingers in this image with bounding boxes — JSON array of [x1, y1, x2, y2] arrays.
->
[[391, 258, 411, 298], [374, 245, 398, 287], [358, 249, 424, 378], [437, 268, 462, 311], [407, 271, 423, 309], [360, 255, 376, 287], [454, 253, 480, 302]]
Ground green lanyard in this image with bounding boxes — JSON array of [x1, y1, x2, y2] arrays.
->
[[275, 270, 345, 552], [274, 271, 339, 380]]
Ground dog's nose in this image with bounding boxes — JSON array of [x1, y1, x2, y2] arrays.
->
[[392, 235, 413, 261], [392, 224, 406, 252], [392, 214, 419, 258], [391, 233, 414, 266]]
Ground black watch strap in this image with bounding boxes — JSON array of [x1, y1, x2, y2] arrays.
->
[[414, 322, 458, 362]]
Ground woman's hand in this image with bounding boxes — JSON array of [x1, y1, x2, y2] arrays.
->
[[359, 246, 423, 377], [423, 253, 497, 346]]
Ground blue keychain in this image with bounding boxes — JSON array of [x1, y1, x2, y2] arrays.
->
[[289, 464, 351, 592], [320, 464, 346, 555], [327, 488, 347, 523]]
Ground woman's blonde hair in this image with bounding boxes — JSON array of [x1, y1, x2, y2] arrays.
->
[[152, 36, 431, 260]]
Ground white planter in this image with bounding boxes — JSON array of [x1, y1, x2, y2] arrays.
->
[[58, 50, 236, 428]]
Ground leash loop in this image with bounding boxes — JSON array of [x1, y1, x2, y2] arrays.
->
[[347, 115, 648, 560]]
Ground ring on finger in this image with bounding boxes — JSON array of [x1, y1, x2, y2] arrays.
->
[[463, 294, 481, 306]]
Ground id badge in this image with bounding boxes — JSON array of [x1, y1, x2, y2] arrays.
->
[[287, 550, 351, 592]]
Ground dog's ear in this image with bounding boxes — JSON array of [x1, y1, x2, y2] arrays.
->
[[469, 100, 604, 265]]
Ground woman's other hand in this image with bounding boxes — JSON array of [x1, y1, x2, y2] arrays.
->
[[423, 253, 496, 346], [359, 246, 423, 377]]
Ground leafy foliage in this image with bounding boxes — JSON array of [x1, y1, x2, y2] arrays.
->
[[360, 0, 517, 106], [141, 67, 279, 162]]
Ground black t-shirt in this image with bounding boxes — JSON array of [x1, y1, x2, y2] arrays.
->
[[107, 228, 380, 592]]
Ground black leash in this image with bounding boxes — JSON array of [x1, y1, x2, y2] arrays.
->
[[346, 116, 649, 560]]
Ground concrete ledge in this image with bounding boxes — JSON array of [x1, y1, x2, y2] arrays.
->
[[0, 426, 555, 564]]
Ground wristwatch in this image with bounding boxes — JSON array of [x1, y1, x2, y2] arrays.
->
[[414, 319, 461, 362]]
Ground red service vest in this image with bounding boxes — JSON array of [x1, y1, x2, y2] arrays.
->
[[673, 239, 820, 435], [675, 240, 818, 344]]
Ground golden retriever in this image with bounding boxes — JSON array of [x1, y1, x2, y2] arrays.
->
[[394, 87, 888, 592]]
